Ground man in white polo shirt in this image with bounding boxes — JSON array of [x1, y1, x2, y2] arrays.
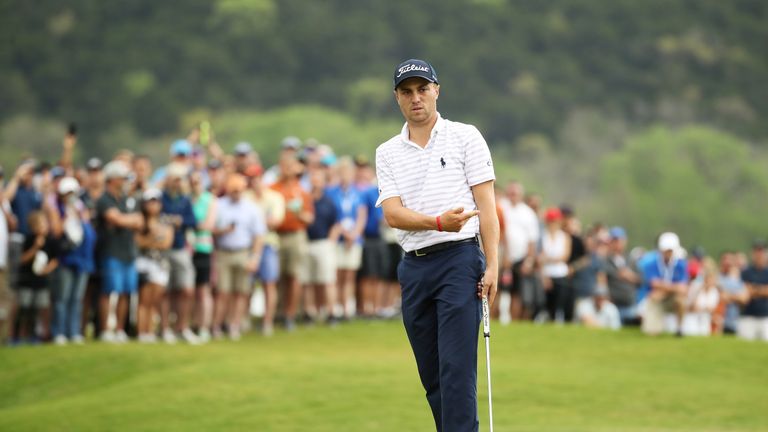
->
[[376, 59, 499, 432]]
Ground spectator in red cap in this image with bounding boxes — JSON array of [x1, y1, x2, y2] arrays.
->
[[539, 207, 571, 323]]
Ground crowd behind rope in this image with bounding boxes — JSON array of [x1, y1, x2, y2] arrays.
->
[[0, 130, 766, 346]]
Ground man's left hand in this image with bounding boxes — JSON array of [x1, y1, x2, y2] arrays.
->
[[477, 268, 498, 306]]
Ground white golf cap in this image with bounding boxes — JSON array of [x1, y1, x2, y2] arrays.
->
[[103, 160, 131, 180], [658, 232, 681, 252], [143, 188, 163, 201], [57, 177, 80, 195]]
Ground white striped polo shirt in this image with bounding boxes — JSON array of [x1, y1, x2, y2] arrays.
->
[[375, 113, 495, 252]]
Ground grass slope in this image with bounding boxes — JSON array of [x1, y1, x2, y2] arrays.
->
[[1, 322, 766, 432]]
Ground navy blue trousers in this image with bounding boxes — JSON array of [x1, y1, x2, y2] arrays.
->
[[398, 243, 485, 432]]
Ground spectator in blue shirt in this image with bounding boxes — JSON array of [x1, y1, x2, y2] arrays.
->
[[640, 232, 688, 336], [738, 240, 768, 341], [326, 157, 367, 318], [160, 163, 199, 344], [5, 161, 42, 236]]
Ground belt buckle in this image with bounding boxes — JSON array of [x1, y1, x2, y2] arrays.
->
[[415, 248, 426, 257]]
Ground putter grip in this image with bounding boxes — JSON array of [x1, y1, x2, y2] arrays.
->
[[482, 296, 491, 337]]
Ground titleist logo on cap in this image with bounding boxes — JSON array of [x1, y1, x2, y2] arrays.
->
[[397, 63, 431, 78]]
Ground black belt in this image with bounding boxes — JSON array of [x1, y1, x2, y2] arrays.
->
[[406, 236, 478, 257]]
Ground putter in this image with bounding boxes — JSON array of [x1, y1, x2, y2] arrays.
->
[[482, 295, 494, 432]]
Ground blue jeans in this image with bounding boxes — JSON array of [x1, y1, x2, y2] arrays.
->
[[398, 242, 485, 432], [52, 266, 89, 338]]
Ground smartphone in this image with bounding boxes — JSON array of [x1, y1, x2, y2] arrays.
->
[[67, 122, 78, 136]]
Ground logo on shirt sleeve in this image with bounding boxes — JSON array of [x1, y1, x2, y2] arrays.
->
[[440, 157, 446, 169]]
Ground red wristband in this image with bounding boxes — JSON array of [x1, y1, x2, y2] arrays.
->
[[436, 215, 443, 232]]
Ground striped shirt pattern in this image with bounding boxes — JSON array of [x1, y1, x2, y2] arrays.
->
[[375, 113, 495, 252]]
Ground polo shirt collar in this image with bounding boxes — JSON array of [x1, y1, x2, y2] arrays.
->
[[400, 112, 446, 149]]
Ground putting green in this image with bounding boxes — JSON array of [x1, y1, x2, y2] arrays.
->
[[1, 321, 766, 431]]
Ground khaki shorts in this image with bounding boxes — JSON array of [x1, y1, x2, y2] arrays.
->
[[336, 243, 363, 271], [641, 295, 679, 335], [304, 240, 337, 285], [168, 249, 195, 290], [0, 269, 14, 315], [278, 231, 308, 278], [215, 250, 252, 294]]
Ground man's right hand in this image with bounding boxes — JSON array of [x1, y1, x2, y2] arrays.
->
[[438, 207, 479, 232]]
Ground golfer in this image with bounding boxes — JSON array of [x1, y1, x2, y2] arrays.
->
[[376, 59, 499, 432]]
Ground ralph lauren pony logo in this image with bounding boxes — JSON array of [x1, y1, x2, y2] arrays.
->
[[440, 157, 446, 168]]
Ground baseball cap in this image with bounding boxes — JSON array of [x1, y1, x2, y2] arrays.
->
[[544, 207, 563, 223], [234, 141, 253, 155], [393, 59, 438, 89], [609, 226, 627, 240], [207, 159, 222, 170], [142, 188, 163, 201], [170, 139, 192, 156], [244, 163, 263, 178], [658, 232, 681, 252], [86, 157, 103, 171], [57, 177, 80, 195], [281, 136, 302, 150], [50, 166, 66, 179], [103, 160, 131, 180], [354, 154, 370, 167], [751, 239, 767, 250], [559, 204, 574, 218]]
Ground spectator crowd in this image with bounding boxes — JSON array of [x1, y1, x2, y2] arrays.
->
[[0, 127, 766, 346]]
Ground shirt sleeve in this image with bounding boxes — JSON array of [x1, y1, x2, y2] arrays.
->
[[250, 204, 267, 238], [375, 147, 399, 207], [464, 126, 496, 187]]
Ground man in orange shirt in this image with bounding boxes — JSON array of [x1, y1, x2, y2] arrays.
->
[[271, 153, 314, 331]]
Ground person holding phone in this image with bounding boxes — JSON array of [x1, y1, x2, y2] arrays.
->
[[212, 174, 266, 340]]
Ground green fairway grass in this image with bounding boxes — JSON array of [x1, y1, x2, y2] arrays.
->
[[1, 321, 766, 431]]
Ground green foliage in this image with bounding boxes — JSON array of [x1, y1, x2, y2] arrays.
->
[[207, 105, 401, 165], [1, 322, 767, 431], [599, 125, 768, 251], [2, 0, 767, 153]]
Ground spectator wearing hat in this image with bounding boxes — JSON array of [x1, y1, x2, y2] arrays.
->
[[327, 156, 367, 318], [575, 284, 621, 330], [263, 136, 302, 186], [717, 251, 748, 334], [604, 227, 642, 324], [95, 160, 143, 343], [213, 174, 266, 340], [539, 207, 572, 322], [50, 177, 95, 345], [135, 188, 174, 343], [233, 142, 257, 175], [150, 139, 192, 186], [244, 163, 285, 335], [271, 153, 314, 330], [78, 158, 104, 339], [640, 232, 688, 336], [738, 240, 768, 341], [206, 158, 226, 197], [189, 170, 217, 342], [159, 163, 199, 344]]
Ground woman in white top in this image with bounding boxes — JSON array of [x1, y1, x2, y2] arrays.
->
[[683, 258, 720, 336], [539, 207, 571, 323]]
